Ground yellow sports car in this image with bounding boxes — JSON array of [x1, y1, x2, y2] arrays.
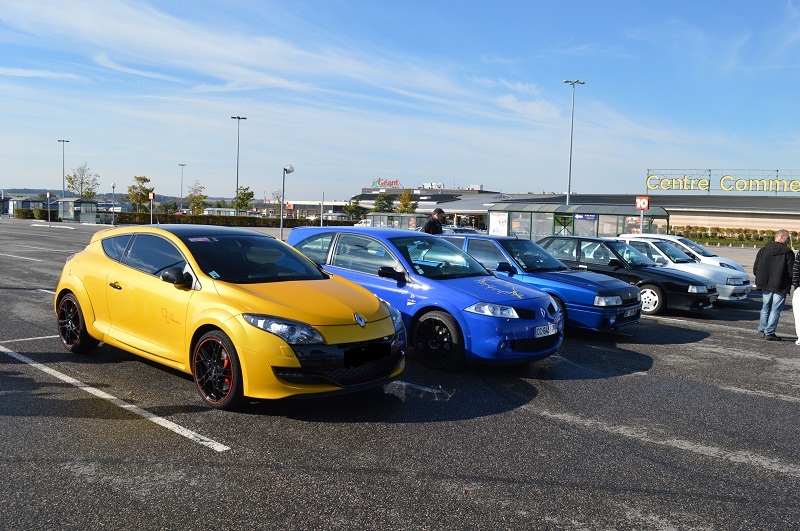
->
[[55, 225, 405, 409]]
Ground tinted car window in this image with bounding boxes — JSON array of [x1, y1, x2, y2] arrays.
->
[[331, 234, 398, 275], [465, 239, 506, 270], [183, 234, 325, 283], [580, 241, 611, 265], [546, 238, 578, 261], [101, 234, 132, 262], [293, 232, 334, 264], [497, 239, 566, 272], [125, 234, 187, 276], [389, 235, 489, 280]]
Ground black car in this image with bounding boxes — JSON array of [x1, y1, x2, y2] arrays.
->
[[537, 235, 718, 315]]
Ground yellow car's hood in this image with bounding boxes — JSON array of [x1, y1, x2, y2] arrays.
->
[[212, 276, 387, 326]]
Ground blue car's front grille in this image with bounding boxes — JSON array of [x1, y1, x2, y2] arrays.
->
[[509, 334, 560, 352]]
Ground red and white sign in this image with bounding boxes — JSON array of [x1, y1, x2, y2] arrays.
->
[[635, 196, 650, 210], [149, 191, 155, 200]]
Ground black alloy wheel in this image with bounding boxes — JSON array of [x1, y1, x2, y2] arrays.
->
[[412, 311, 464, 370], [192, 330, 244, 410], [57, 293, 99, 354]]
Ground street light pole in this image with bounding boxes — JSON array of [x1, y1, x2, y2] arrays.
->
[[563, 79, 584, 206], [58, 139, 69, 200], [280, 164, 294, 240], [178, 163, 186, 212], [111, 182, 116, 226], [231, 116, 246, 215]]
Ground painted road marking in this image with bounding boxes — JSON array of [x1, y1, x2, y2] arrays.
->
[[2, 253, 42, 261], [0, 345, 230, 453], [532, 409, 800, 478]]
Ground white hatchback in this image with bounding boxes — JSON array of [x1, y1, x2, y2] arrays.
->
[[619, 237, 751, 301], [617, 233, 747, 272]]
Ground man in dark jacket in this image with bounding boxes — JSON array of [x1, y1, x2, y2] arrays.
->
[[753, 230, 794, 340], [422, 208, 445, 235]]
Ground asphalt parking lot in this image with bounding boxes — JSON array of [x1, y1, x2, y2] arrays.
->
[[1, 219, 799, 529]]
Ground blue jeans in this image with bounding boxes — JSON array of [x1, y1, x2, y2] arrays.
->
[[759, 290, 787, 335]]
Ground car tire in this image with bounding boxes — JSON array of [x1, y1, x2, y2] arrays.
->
[[640, 284, 664, 315], [57, 293, 100, 354], [412, 311, 464, 370], [192, 330, 244, 410]]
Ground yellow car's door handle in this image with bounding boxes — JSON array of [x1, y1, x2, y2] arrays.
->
[[109, 282, 122, 290]]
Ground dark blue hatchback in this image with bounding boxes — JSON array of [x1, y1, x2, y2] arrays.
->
[[440, 234, 642, 331], [287, 227, 563, 370]]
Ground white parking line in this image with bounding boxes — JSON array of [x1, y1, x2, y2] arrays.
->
[[0, 335, 59, 343], [1, 253, 42, 262], [532, 409, 800, 478], [720, 385, 800, 404], [0, 345, 230, 453]]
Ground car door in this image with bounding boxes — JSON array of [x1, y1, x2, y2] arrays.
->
[[325, 233, 411, 311], [576, 241, 644, 287], [107, 234, 193, 362]]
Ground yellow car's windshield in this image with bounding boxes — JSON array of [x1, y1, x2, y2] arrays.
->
[[182, 234, 325, 283]]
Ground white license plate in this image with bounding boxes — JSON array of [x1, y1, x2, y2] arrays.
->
[[535, 322, 558, 338], [623, 308, 638, 317]]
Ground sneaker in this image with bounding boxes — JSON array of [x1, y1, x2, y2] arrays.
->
[[764, 334, 781, 341]]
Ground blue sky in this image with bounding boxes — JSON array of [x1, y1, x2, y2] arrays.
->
[[2, 0, 800, 201]]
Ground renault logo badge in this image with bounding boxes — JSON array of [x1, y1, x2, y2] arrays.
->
[[354, 313, 366, 327]]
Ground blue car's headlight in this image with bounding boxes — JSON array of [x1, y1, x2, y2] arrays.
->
[[465, 302, 520, 318], [594, 295, 623, 307], [243, 314, 325, 345]]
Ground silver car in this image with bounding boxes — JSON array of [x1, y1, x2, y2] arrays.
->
[[619, 237, 751, 301]]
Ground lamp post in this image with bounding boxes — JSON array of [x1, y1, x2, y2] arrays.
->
[[111, 182, 116, 225], [231, 116, 246, 215], [563, 79, 584, 206], [280, 164, 294, 240], [58, 139, 69, 200], [178, 163, 186, 212]]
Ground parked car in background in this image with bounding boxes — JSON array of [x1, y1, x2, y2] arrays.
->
[[441, 225, 479, 234], [537, 235, 718, 315], [287, 227, 563, 370], [440, 234, 642, 331], [617, 233, 747, 272], [618, 237, 751, 301], [55, 225, 405, 409]]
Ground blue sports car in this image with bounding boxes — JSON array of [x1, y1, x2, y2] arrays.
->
[[440, 234, 642, 331], [287, 227, 563, 370]]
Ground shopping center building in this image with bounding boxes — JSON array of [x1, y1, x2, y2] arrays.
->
[[357, 170, 800, 239]]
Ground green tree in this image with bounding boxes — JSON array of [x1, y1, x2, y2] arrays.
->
[[66, 163, 100, 199], [127, 176, 154, 213], [343, 196, 367, 220], [394, 189, 418, 213], [371, 192, 394, 212], [186, 181, 208, 215], [214, 199, 228, 208], [233, 186, 255, 213]]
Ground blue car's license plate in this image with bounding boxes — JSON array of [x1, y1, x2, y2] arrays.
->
[[535, 322, 558, 337]]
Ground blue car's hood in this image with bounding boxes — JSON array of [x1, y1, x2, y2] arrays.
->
[[531, 269, 629, 291], [443, 275, 551, 307]]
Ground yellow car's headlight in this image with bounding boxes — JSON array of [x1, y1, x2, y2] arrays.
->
[[243, 314, 325, 345], [379, 298, 404, 332]]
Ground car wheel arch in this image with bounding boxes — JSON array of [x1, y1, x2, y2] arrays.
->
[[408, 305, 470, 350], [55, 285, 98, 335]]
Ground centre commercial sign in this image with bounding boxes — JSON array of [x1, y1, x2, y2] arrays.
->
[[646, 174, 800, 192]]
